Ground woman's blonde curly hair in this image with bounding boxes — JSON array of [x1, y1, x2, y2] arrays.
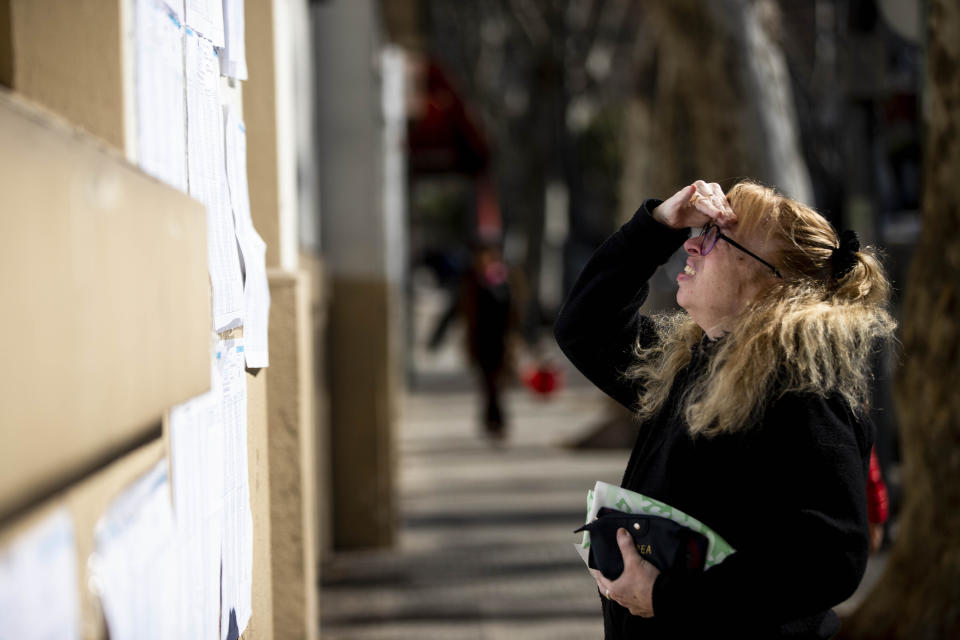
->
[[625, 180, 897, 437]]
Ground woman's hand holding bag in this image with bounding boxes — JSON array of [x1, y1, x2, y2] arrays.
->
[[591, 528, 661, 618]]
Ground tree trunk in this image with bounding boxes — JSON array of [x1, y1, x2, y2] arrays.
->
[[840, 1, 960, 637], [619, 0, 812, 227]]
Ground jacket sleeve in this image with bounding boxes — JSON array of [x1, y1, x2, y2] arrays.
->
[[553, 200, 689, 410], [651, 393, 874, 631]]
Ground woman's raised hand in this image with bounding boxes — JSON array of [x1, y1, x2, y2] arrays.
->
[[651, 180, 737, 230]]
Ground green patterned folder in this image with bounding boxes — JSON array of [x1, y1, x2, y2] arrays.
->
[[576, 481, 735, 569]]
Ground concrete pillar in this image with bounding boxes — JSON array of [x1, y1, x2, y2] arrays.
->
[[265, 269, 318, 640], [244, 0, 301, 272], [245, 0, 322, 636], [313, 0, 402, 550], [245, 368, 275, 640]]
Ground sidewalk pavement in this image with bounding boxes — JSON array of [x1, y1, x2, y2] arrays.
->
[[319, 382, 618, 640], [318, 380, 887, 639]]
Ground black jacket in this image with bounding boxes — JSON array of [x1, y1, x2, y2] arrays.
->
[[554, 201, 872, 639]]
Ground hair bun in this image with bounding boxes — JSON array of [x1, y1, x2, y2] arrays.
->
[[831, 230, 861, 279]]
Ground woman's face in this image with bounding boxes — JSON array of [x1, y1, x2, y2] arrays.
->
[[676, 222, 778, 338]]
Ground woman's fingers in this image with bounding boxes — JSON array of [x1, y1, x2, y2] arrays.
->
[[592, 530, 659, 619], [690, 194, 723, 224], [594, 571, 614, 599], [671, 184, 696, 208], [691, 181, 723, 219], [693, 179, 712, 196], [654, 180, 736, 229], [615, 528, 646, 572], [686, 184, 717, 220], [653, 184, 697, 228], [710, 181, 737, 226], [589, 568, 605, 592], [610, 529, 659, 618], [691, 180, 736, 227]]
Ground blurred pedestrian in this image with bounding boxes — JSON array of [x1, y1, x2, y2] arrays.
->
[[430, 240, 517, 439], [555, 180, 896, 638]]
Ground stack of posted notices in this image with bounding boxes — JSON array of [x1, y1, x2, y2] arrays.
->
[[576, 481, 735, 570]]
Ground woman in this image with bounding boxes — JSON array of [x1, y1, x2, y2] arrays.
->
[[554, 180, 895, 638], [460, 241, 516, 439]]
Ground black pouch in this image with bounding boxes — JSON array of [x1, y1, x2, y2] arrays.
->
[[574, 507, 709, 580]]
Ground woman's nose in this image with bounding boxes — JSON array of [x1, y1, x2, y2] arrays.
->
[[683, 236, 701, 255]]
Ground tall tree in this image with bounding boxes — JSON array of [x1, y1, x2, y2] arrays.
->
[[840, 1, 960, 636]]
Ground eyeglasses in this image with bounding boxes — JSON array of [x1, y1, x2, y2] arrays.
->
[[698, 223, 783, 278]]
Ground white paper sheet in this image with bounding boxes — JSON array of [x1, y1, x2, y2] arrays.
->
[[0, 509, 80, 640], [219, 0, 247, 80], [217, 339, 253, 640], [135, 0, 187, 192], [186, 30, 244, 331], [90, 462, 182, 640], [170, 352, 225, 640], [185, 0, 224, 47], [224, 107, 270, 368]]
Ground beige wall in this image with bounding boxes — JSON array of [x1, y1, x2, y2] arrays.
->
[[0, 4, 282, 640], [1, 0, 322, 637], [0, 91, 210, 519], [3, 0, 126, 149], [0, 439, 166, 640], [0, 370, 276, 640]]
